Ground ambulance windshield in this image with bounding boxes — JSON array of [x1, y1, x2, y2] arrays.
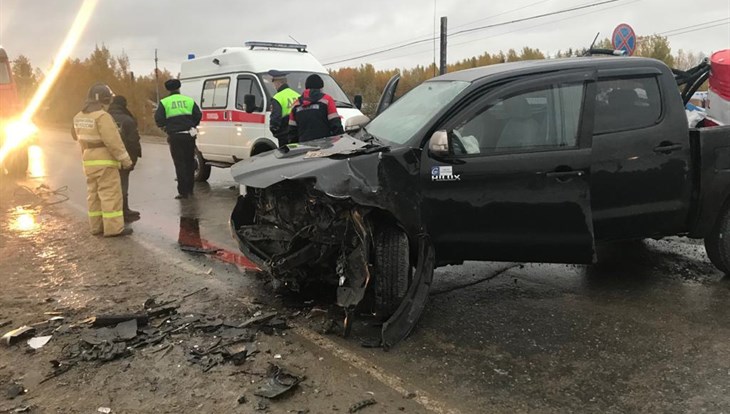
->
[[261, 72, 352, 107]]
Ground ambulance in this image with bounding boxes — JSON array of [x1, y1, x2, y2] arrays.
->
[[179, 41, 368, 182]]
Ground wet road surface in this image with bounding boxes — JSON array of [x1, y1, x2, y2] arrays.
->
[[28, 128, 730, 413]]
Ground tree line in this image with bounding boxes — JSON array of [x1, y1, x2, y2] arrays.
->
[[11, 35, 708, 129]]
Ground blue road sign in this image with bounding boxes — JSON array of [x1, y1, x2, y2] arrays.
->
[[612, 23, 637, 56]]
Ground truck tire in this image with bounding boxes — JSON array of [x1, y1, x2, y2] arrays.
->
[[705, 206, 730, 274], [4, 148, 28, 177], [194, 149, 211, 182], [373, 225, 411, 318]]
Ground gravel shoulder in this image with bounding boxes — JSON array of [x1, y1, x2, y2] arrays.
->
[[0, 175, 422, 414]]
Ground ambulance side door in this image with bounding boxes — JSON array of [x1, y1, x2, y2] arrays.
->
[[198, 77, 232, 161], [232, 74, 270, 159]]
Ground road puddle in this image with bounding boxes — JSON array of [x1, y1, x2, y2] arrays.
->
[[8, 206, 41, 234]]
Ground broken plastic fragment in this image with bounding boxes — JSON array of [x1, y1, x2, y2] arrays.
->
[[2, 326, 36, 346], [253, 364, 302, 399], [28, 335, 52, 349]]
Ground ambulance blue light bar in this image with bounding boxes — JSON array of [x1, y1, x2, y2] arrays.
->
[[244, 41, 307, 52]]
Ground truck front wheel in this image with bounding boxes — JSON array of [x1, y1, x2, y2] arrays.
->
[[3, 147, 28, 177], [705, 206, 730, 274], [372, 225, 411, 319], [194, 148, 211, 182]]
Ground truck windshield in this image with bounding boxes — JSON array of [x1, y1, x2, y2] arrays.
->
[[260, 72, 352, 107], [366, 80, 470, 146]]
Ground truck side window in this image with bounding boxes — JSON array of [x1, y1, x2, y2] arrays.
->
[[594, 76, 662, 134], [235, 77, 264, 112], [452, 82, 585, 155], [201, 78, 230, 109]]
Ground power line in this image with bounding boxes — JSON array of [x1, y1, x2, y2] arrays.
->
[[322, 0, 552, 63], [364, 0, 639, 65], [657, 18, 730, 36], [449, 0, 552, 30], [323, 0, 625, 66], [448, 0, 622, 38], [663, 21, 730, 38]]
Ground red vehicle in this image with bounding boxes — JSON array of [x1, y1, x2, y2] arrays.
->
[[0, 46, 29, 176]]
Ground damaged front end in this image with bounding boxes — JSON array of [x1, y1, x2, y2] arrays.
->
[[234, 181, 372, 301], [229, 136, 434, 348]]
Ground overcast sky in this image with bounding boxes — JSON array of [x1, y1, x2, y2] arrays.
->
[[1, 0, 728, 76]]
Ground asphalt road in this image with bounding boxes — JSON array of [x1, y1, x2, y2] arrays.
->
[[28, 128, 730, 413]]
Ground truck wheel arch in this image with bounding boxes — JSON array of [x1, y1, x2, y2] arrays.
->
[[250, 139, 277, 156]]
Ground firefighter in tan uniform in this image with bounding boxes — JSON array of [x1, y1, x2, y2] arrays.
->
[[72, 83, 134, 237]]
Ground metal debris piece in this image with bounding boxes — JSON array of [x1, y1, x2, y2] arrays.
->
[[97, 407, 112, 413], [349, 398, 377, 413], [115, 319, 138, 340], [238, 312, 278, 329], [254, 364, 303, 399], [224, 343, 250, 366], [6, 383, 26, 399], [13, 406, 32, 413], [28, 335, 52, 349], [90, 314, 148, 328], [194, 318, 223, 332], [2, 326, 36, 346], [180, 245, 220, 254]]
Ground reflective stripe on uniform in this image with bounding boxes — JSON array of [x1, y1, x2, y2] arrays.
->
[[83, 160, 121, 167], [88, 211, 103, 217], [102, 210, 124, 218], [161, 94, 196, 118]]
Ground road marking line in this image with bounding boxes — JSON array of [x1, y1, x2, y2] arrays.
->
[[293, 326, 462, 414]]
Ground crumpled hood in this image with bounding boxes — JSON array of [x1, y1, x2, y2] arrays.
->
[[231, 134, 386, 190]]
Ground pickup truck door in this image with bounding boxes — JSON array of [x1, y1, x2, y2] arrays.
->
[[590, 69, 692, 240], [421, 70, 597, 264], [375, 74, 400, 116]]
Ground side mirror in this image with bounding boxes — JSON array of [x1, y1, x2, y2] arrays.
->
[[353, 95, 363, 110], [244, 94, 256, 113], [344, 114, 370, 132], [428, 130, 449, 157]]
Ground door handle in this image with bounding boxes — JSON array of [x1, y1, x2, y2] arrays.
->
[[546, 170, 585, 182], [653, 143, 683, 154]]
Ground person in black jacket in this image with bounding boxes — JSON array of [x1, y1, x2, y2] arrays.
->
[[108, 95, 142, 222], [288, 74, 344, 143], [155, 79, 202, 199]]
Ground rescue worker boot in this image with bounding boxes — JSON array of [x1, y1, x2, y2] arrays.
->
[[124, 209, 140, 222], [107, 227, 133, 237]]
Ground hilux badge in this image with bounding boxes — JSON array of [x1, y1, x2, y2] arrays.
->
[[431, 166, 461, 182]]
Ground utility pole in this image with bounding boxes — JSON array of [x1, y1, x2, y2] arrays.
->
[[154, 48, 160, 103], [439, 16, 447, 75]]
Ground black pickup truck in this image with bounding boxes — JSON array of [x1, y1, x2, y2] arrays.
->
[[230, 56, 730, 347]]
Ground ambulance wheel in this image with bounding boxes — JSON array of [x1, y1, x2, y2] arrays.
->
[[373, 225, 411, 319], [705, 203, 730, 275], [194, 149, 211, 182]]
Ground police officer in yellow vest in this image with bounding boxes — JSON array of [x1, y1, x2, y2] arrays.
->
[[267, 70, 300, 146], [154, 79, 202, 199], [72, 83, 134, 237]]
